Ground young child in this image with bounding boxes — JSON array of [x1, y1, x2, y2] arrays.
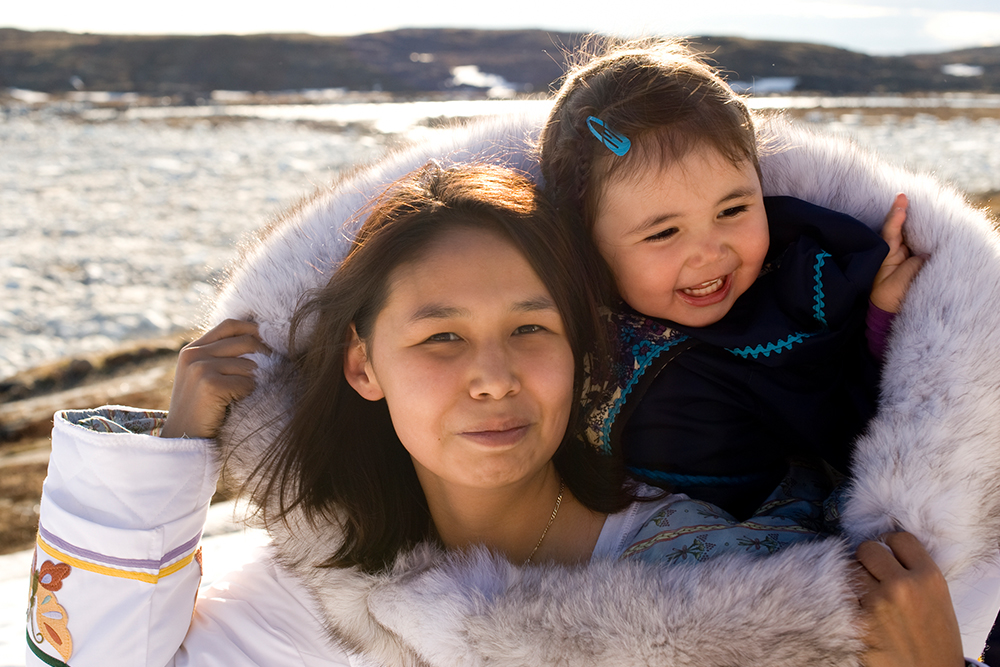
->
[[539, 40, 925, 519]]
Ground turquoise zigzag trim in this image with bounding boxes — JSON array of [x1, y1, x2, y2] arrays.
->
[[628, 467, 769, 487], [727, 332, 812, 359], [599, 334, 689, 454], [727, 249, 832, 360], [812, 251, 832, 326]]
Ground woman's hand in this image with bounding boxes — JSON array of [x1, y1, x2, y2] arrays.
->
[[870, 193, 927, 313], [855, 532, 964, 667], [161, 319, 269, 439]]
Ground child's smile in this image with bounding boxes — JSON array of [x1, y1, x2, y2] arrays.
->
[[679, 273, 733, 304], [592, 145, 770, 327]]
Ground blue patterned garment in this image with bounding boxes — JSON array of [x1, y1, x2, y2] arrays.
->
[[621, 460, 840, 565]]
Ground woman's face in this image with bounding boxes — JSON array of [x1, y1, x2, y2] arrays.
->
[[346, 226, 576, 497]]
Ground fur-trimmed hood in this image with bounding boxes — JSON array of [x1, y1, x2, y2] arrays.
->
[[213, 108, 1000, 666]]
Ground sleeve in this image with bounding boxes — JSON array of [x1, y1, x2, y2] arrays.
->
[[865, 301, 897, 361], [25, 407, 218, 667], [24, 407, 354, 667]]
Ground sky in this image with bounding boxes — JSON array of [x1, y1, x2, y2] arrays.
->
[[4, 0, 1000, 56]]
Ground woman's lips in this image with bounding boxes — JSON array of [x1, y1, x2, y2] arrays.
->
[[461, 425, 530, 447], [677, 273, 733, 306]]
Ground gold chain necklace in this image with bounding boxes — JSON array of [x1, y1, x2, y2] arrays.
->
[[525, 480, 565, 564]]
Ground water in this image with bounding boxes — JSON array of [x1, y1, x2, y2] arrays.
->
[[2, 96, 1000, 380]]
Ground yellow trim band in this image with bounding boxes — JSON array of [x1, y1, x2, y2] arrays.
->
[[37, 536, 195, 584]]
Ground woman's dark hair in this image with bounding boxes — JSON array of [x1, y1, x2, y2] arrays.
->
[[539, 37, 760, 236], [251, 162, 630, 573]]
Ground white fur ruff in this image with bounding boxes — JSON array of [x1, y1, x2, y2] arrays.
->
[[211, 109, 1000, 666]]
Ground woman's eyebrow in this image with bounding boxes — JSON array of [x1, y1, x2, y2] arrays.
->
[[513, 296, 558, 313], [408, 296, 556, 322], [409, 304, 468, 322]]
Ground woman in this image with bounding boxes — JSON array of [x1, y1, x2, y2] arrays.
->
[[28, 115, 1000, 665]]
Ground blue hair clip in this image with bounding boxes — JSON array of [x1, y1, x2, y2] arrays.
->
[[586, 116, 631, 157]]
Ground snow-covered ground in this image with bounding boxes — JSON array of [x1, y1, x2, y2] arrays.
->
[[0, 111, 389, 378], [3, 97, 1000, 380]]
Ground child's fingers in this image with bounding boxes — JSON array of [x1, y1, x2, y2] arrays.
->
[[870, 254, 925, 313], [882, 240, 911, 267], [896, 255, 925, 285], [888, 255, 925, 290], [880, 193, 909, 249]]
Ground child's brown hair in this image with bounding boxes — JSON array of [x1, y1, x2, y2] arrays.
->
[[539, 38, 760, 233]]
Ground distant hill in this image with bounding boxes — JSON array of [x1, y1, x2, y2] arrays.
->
[[1, 28, 998, 97]]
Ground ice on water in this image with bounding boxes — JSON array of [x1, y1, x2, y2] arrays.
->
[[4, 97, 1000, 381]]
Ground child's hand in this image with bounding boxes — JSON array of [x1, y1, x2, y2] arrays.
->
[[161, 319, 269, 439], [870, 194, 927, 313], [854, 532, 964, 667]]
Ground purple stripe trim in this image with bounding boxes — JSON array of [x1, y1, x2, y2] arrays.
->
[[38, 523, 200, 571]]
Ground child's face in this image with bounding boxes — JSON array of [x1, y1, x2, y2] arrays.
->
[[592, 146, 770, 327], [348, 226, 575, 497]]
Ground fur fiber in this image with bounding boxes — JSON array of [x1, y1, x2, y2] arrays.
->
[[211, 108, 1000, 666]]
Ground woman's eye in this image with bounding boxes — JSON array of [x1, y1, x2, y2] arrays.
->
[[514, 324, 545, 335], [425, 332, 460, 343], [644, 226, 678, 242]]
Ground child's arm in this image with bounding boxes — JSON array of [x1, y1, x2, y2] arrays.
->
[[870, 194, 927, 314]]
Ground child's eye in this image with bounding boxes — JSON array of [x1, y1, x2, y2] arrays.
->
[[514, 324, 545, 335], [643, 226, 679, 242], [425, 332, 461, 343], [720, 205, 748, 218]]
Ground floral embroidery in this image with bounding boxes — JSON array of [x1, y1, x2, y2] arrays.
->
[[38, 561, 71, 591], [28, 551, 73, 662], [650, 507, 676, 527], [695, 504, 727, 520], [737, 533, 785, 554], [662, 535, 716, 564]]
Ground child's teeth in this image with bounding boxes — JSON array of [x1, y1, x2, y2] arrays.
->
[[683, 278, 723, 296]]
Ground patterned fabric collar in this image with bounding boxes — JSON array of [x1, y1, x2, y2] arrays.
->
[[582, 309, 692, 453]]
